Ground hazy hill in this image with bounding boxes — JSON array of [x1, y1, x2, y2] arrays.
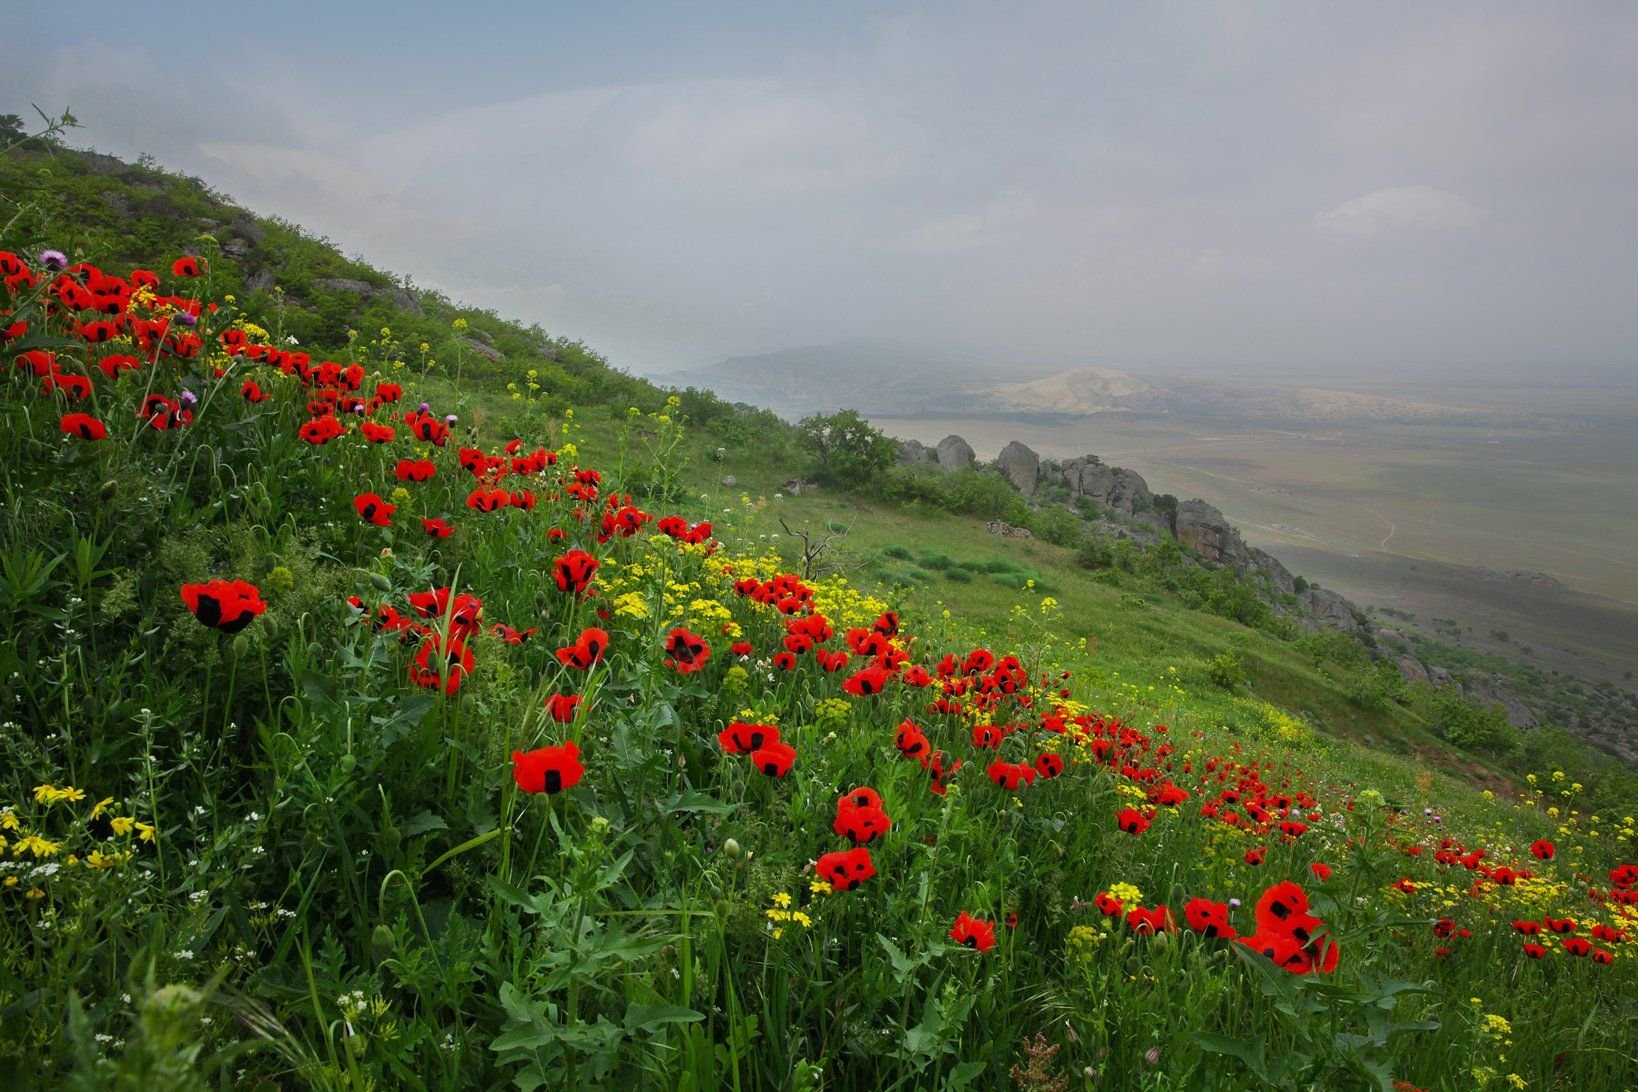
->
[[675, 343, 1477, 422]]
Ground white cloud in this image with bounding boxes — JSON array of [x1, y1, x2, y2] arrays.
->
[[1313, 185, 1485, 241]]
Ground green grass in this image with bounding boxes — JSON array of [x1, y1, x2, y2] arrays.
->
[[2, 139, 1634, 1092]]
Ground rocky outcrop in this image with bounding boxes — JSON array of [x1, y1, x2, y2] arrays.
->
[[898, 439, 936, 465], [1462, 676, 1540, 729], [935, 435, 976, 471], [1300, 586, 1363, 635], [1249, 547, 1296, 597], [997, 441, 1040, 495], [1175, 499, 1252, 570], [1043, 455, 1152, 517], [458, 337, 503, 363], [313, 276, 423, 315], [986, 520, 1033, 539]]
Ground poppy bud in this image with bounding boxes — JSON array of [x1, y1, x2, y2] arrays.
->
[[379, 824, 401, 860], [99, 479, 119, 500], [370, 572, 392, 592], [231, 634, 250, 658], [1124, 956, 1143, 977], [371, 924, 395, 962], [339, 753, 357, 775], [723, 838, 741, 859]]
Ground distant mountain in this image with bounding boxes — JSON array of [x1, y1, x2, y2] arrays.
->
[[665, 339, 1056, 418], [670, 343, 1477, 422]]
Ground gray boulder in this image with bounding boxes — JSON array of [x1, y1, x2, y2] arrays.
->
[[458, 337, 503, 363], [1174, 499, 1251, 570], [244, 268, 277, 295], [898, 439, 935, 465], [1300, 586, 1362, 634], [1051, 456, 1152, 516], [1397, 656, 1431, 685], [1249, 547, 1296, 596], [229, 215, 265, 246], [996, 441, 1041, 494], [315, 277, 376, 296], [935, 435, 976, 471], [386, 286, 422, 314], [1462, 676, 1540, 729]]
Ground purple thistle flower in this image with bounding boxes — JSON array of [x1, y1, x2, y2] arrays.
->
[[39, 249, 67, 270]]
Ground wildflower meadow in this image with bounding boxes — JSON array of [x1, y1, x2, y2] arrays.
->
[[1, 226, 1635, 1086]]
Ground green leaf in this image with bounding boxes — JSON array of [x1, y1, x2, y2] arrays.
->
[[1194, 1032, 1269, 1080], [401, 810, 447, 838], [660, 789, 739, 816], [624, 1004, 703, 1033]]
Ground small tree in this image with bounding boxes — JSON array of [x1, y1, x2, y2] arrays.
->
[[796, 409, 895, 487]]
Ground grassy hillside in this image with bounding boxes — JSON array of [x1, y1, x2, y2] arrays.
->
[[2, 131, 1635, 1090]]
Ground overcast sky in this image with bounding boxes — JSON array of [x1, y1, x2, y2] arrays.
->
[[8, 1, 1638, 378]]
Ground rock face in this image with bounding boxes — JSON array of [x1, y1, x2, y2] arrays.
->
[[996, 441, 1041, 494], [935, 435, 976, 471], [1462, 676, 1540, 729], [1300, 586, 1362, 635], [1249, 547, 1296, 597], [986, 520, 1033, 539], [458, 337, 503, 363], [244, 268, 276, 295], [1174, 499, 1251, 570], [311, 276, 422, 314], [898, 439, 936, 465], [1042, 455, 1152, 517], [316, 277, 375, 296]]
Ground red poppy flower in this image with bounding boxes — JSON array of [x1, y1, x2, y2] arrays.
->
[[921, 750, 961, 795], [1244, 846, 1267, 866], [1562, 937, 1592, 957], [513, 741, 584, 794], [489, 623, 537, 645], [43, 371, 93, 400], [895, 719, 930, 759], [394, 458, 436, 482], [949, 911, 996, 952], [729, 640, 753, 657], [1184, 898, 1237, 939], [1521, 942, 1548, 959], [299, 416, 346, 444], [1611, 864, 1638, 890], [718, 721, 778, 754], [466, 486, 509, 512], [241, 379, 270, 403], [544, 693, 581, 723], [360, 421, 396, 443], [772, 652, 797, 671], [171, 256, 204, 278], [1591, 948, 1613, 964], [555, 627, 609, 670], [1309, 862, 1332, 882], [972, 723, 1004, 750], [139, 393, 191, 430], [1255, 882, 1310, 930], [180, 579, 267, 634], [551, 550, 599, 595], [834, 801, 892, 845], [1125, 905, 1177, 936], [1094, 892, 1123, 917], [1116, 808, 1151, 835], [60, 412, 107, 441], [751, 740, 796, 777], [1530, 840, 1555, 860], [659, 628, 710, 674], [842, 664, 889, 696], [354, 492, 396, 526], [987, 760, 1035, 792], [421, 517, 454, 538], [410, 633, 473, 694], [816, 848, 875, 892]]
